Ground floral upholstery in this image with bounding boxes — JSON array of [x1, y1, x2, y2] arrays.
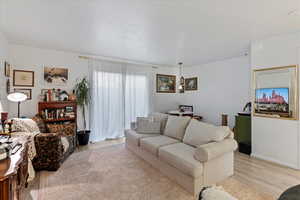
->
[[46, 123, 76, 136], [13, 116, 76, 171], [12, 118, 40, 133], [32, 132, 64, 171], [32, 115, 47, 133]]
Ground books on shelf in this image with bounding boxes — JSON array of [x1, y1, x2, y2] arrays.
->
[[42, 107, 75, 120]]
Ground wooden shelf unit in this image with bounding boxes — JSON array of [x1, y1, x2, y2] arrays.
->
[[38, 101, 77, 123]]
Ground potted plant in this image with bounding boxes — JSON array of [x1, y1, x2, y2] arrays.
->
[[74, 77, 91, 145]]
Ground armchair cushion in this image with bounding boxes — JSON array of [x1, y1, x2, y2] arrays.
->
[[46, 123, 76, 136], [32, 115, 47, 133], [194, 139, 238, 162]]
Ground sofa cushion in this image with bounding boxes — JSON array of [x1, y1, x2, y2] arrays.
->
[[149, 113, 169, 133], [159, 143, 203, 178], [136, 117, 161, 134], [140, 135, 180, 156], [163, 116, 191, 140], [125, 129, 159, 146], [183, 119, 231, 147]]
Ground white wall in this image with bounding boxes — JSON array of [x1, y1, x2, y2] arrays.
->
[[8, 44, 89, 129], [179, 56, 251, 128], [8, 44, 180, 129], [251, 32, 300, 169], [0, 31, 9, 114]]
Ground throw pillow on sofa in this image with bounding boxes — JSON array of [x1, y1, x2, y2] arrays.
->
[[183, 119, 231, 147], [163, 115, 191, 140], [136, 117, 161, 134], [149, 112, 168, 133]]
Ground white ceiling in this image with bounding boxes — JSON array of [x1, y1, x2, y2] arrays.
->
[[1, 0, 300, 66]]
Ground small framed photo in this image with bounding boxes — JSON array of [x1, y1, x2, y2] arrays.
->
[[13, 70, 34, 87], [156, 74, 176, 93], [14, 88, 32, 100], [4, 61, 10, 77], [185, 77, 198, 91]]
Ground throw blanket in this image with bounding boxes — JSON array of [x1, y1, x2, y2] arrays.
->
[[11, 131, 38, 182], [11, 118, 41, 182]]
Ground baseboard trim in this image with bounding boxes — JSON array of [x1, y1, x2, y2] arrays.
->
[[251, 153, 299, 170]]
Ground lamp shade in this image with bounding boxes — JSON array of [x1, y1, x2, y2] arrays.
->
[[7, 92, 27, 102]]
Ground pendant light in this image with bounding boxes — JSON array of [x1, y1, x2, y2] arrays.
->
[[178, 62, 185, 93]]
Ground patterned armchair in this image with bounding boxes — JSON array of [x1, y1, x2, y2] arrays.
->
[[13, 116, 76, 171]]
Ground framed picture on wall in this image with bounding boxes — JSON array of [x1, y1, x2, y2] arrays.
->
[[13, 70, 34, 87], [185, 77, 198, 91], [4, 61, 10, 77], [14, 88, 32, 100], [156, 74, 176, 93], [44, 67, 68, 85], [6, 79, 10, 94]]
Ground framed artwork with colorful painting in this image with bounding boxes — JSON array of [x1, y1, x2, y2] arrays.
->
[[156, 74, 176, 93]]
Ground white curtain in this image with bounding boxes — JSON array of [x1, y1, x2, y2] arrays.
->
[[125, 70, 149, 129], [89, 59, 150, 142]]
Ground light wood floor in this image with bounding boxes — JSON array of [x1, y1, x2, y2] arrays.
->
[[82, 139, 300, 199], [234, 152, 300, 199]]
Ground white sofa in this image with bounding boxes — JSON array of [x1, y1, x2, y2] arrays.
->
[[125, 113, 237, 197]]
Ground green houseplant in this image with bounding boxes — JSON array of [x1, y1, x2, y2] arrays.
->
[[74, 77, 91, 145]]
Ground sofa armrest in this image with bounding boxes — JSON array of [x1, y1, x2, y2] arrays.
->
[[194, 139, 238, 162]]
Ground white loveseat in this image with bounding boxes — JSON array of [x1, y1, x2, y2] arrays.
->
[[125, 113, 237, 197]]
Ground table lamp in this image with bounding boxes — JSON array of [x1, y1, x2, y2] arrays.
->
[[7, 92, 27, 118]]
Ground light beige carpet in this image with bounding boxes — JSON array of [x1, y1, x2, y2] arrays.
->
[[25, 144, 274, 200]]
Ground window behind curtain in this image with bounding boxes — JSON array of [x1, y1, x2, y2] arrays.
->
[[90, 59, 150, 142], [125, 73, 149, 129]]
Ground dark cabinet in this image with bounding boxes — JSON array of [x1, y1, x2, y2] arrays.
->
[[235, 114, 251, 155]]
